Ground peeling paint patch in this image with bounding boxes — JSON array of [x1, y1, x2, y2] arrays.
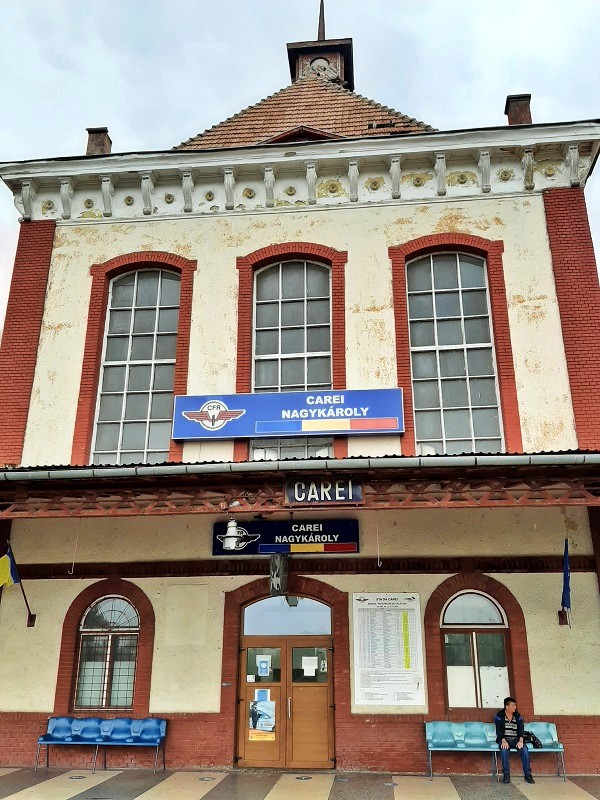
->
[[317, 179, 348, 198], [446, 170, 479, 187], [275, 199, 292, 207], [560, 507, 579, 533], [364, 177, 384, 191], [402, 172, 433, 186], [433, 209, 469, 233], [79, 208, 103, 219]]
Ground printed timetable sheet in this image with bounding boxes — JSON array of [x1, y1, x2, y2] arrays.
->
[[352, 593, 426, 706]]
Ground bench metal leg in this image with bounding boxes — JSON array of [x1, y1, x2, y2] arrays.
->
[[153, 746, 159, 775], [428, 750, 433, 780], [46, 744, 49, 769], [560, 751, 566, 781], [34, 744, 40, 772], [92, 745, 99, 774], [162, 742, 166, 771], [491, 752, 497, 782], [104, 746, 107, 770]]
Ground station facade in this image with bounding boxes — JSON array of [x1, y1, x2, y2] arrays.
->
[[0, 26, 599, 774]]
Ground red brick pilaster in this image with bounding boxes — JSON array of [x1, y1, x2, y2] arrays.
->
[[0, 220, 56, 466], [424, 573, 533, 719], [389, 234, 522, 456], [234, 242, 348, 461], [543, 188, 600, 449], [54, 578, 155, 716], [70, 251, 196, 466]]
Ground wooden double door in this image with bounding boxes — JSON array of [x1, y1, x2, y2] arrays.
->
[[237, 635, 334, 769]]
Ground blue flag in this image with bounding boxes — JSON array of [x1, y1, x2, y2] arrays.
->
[[561, 538, 571, 611], [0, 545, 21, 588]]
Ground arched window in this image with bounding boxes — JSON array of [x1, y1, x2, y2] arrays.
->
[[74, 596, 140, 709], [252, 260, 332, 460], [92, 270, 180, 464], [407, 252, 503, 455], [441, 591, 509, 709], [243, 596, 332, 635]]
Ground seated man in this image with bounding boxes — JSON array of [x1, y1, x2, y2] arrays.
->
[[494, 696, 535, 784]]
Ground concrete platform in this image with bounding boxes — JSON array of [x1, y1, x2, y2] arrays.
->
[[0, 769, 598, 800]]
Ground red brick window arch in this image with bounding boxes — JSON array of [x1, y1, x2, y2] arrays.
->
[[71, 252, 196, 466], [424, 573, 533, 720], [54, 578, 155, 717], [235, 243, 348, 461], [390, 235, 522, 457]]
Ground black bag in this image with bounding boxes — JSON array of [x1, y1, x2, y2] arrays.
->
[[523, 730, 542, 749]]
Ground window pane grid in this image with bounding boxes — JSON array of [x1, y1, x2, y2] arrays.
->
[[92, 271, 179, 465], [407, 253, 503, 456], [75, 597, 140, 710], [252, 261, 333, 460]]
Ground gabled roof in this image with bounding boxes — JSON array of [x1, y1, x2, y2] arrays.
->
[[174, 76, 434, 150]]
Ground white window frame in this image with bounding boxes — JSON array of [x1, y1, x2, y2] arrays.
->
[[91, 269, 179, 465], [251, 260, 334, 460], [406, 251, 504, 455]]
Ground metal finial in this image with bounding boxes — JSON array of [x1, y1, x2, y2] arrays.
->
[[317, 0, 325, 40]]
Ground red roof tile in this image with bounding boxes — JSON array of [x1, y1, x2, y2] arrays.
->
[[174, 76, 434, 150]]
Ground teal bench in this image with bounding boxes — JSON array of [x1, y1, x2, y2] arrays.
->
[[425, 721, 499, 780], [35, 716, 167, 774], [425, 721, 566, 781]]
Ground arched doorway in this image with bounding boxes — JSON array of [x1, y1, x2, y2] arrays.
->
[[236, 595, 334, 769]]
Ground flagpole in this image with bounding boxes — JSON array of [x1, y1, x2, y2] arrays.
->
[[19, 581, 36, 627]]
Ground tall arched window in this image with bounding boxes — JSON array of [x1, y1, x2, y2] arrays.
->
[[74, 596, 140, 709], [92, 270, 180, 464], [252, 260, 332, 460], [441, 591, 510, 709], [407, 252, 503, 455]]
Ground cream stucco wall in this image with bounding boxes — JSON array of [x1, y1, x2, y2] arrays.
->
[[21, 194, 575, 466], [10, 505, 592, 565], [1, 570, 596, 716], [0, 575, 256, 713]]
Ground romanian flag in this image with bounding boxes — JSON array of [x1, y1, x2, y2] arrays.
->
[[0, 546, 21, 588]]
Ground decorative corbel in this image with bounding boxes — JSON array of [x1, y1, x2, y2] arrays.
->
[[21, 179, 37, 221], [223, 168, 236, 210], [306, 162, 317, 205], [434, 153, 446, 196], [263, 165, 275, 208], [181, 171, 194, 212], [565, 144, 580, 187], [348, 160, 359, 202], [13, 189, 24, 220], [59, 178, 75, 219], [478, 150, 491, 193], [521, 149, 535, 191], [100, 176, 114, 217], [389, 156, 402, 199], [140, 172, 155, 215]]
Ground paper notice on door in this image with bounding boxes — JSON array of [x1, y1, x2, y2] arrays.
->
[[255, 688, 270, 701], [301, 656, 318, 676], [256, 654, 272, 677]]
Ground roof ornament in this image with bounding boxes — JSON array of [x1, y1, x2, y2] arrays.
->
[[317, 0, 325, 41]]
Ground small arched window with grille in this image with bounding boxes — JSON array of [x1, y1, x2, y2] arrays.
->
[[441, 591, 510, 709], [407, 252, 503, 455], [74, 596, 140, 709], [92, 269, 180, 465]]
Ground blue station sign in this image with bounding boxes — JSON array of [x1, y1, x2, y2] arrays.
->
[[173, 388, 403, 440], [213, 519, 359, 555]]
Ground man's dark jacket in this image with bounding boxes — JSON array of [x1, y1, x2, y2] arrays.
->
[[494, 708, 525, 744]]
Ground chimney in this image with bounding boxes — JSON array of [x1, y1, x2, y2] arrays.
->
[[86, 127, 112, 155], [504, 94, 532, 126]]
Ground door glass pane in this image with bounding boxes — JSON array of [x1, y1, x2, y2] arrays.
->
[[291, 647, 328, 683], [445, 633, 477, 708], [244, 596, 331, 635], [246, 647, 281, 683], [477, 633, 510, 708]]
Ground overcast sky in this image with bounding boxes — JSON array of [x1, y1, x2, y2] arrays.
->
[[1, 0, 599, 331]]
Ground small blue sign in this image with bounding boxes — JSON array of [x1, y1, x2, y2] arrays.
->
[[213, 519, 359, 555], [256, 689, 269, 701], [173, 389, 403, 440]]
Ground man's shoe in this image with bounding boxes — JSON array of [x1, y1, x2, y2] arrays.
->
[[525, 775, 535, 784], [502, 773, 511, 784]]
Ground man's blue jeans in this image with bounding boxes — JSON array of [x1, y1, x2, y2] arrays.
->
[[500, 739, 531, 775]]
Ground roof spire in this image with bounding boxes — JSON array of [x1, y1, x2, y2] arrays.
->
[[317, 0, 326, 41]]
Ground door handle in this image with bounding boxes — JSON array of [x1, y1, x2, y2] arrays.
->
[[287, 696, 292, 719]]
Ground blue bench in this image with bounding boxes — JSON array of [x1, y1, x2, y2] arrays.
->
[[425, 721, 499, 781], [425, 721, 566, 781], [35, 716, 167, 774]]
